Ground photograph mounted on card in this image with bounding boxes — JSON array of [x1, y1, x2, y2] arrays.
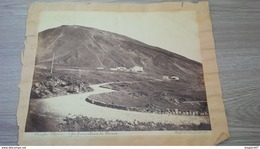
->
[[17, 2, 229, 145]]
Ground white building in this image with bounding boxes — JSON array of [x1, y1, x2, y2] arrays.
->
[[96, 67, 104, 70], [110, 68, 117, 71], [110, 66, 143, 73], [162, 75, 170, 81], [131, 66, 143, 72], [116, 67, 127, 71], [170, 76, 180, 80]]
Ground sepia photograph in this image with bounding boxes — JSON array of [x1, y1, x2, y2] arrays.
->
[[25, 10, 211, 132]]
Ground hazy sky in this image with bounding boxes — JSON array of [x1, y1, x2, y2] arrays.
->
[[38, 11, 201, 62]]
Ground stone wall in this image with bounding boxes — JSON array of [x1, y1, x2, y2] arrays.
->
[[85, 98, 209, 116]]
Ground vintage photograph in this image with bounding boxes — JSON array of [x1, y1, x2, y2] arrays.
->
[[25, 11, 211, 132]]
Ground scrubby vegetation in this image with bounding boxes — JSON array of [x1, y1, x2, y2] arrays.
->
[[89, 81, 209, 114], [26, 113, 211, 132], [30, 69, 93, 99]]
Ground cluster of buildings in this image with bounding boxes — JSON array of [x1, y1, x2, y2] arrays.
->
[[96, 66, 181, 82], [96, 66, 144, 73], [162, 75, 180, 81]]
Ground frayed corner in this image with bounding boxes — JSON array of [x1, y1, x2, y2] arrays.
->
[[215, 132, 230, 145]]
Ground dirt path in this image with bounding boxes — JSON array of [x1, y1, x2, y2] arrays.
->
[[34, 82, 209, 126]]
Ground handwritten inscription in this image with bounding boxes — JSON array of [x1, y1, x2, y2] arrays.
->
[[33, 131, 118, 137]]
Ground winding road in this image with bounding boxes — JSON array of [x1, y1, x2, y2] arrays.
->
[[33, 82, 209, 125]]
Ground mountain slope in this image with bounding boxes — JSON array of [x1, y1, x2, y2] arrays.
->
[[36, 25, 204, 84]]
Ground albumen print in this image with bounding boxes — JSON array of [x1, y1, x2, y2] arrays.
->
[[25, 11, 211, 132]]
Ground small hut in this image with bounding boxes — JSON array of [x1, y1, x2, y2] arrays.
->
[[162, 75, 170, 81], [171, 76, 180, 81]]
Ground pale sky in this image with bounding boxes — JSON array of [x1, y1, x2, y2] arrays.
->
[[38, 11, 201, 62]]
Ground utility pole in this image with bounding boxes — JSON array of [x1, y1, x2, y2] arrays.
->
[[50, 53, 55, 75], [79, 68, 81, 92]]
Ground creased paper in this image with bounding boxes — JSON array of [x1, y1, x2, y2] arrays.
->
[[17, 2, 229, 145]]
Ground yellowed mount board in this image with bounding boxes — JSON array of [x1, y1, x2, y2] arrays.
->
[[18, 2, 229, 145]]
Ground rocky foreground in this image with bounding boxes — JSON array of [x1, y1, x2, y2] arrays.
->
[[27, 112, 211, 132], [61, 115, 211, 131], [30, 72, 93, 99]]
